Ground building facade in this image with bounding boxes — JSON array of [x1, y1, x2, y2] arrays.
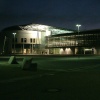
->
[[46, 29, 100, 55], [1, 24, 100, 55], [1, 24, 73, 54]]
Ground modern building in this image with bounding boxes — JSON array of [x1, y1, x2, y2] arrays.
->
[[1, 24, 73, 54], [1, 23, 100, 55], [46, 29, 100, 55]]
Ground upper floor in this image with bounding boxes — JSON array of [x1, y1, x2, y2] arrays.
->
[[46, 29, 100, 48]]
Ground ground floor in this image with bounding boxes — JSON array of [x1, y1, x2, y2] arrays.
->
[[11, 44, 100, 55], [49, 47, 100, 55], [11, 44, 47, 55]]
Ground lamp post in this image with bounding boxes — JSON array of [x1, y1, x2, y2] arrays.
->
[[76, 24, 81, 43], [3, 36, 6, 53], [12, 33, 16, 54], [76, 24, 81, 55], [76, 24, 81, 33]]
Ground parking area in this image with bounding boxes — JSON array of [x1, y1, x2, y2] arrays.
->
[[0, 55, 100, 100]]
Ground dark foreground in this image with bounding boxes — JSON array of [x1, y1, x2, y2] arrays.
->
[[0, 55, 100, 100]]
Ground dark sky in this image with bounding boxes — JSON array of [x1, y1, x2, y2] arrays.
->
[[0, 0, 100, 31]]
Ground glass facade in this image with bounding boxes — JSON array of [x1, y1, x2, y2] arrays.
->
[[46, 32, 100, 48]]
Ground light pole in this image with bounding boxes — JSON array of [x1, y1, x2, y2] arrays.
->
[[3, 36, 6, 53], [12, 33, 16, 54], [76, 24, 81, 55], [76, 24, 81, 33], [76, 24, 81, 43]]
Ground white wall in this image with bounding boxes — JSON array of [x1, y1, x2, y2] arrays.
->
[[15, 30, 43, 44]]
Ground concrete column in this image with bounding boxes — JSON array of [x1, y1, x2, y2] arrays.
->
[[93, 48, 97, 54], [53, 48, 55, 54], [75, 47, 82, 54], [70, 47, 75, 55], [32, 44, 33, 54], [21, 44, 22, 54], [95, 48, 100, 55], [84, 48, 85, 54], [63, 48, 66, 54], [75, 47, 78, 54], [30, 44, 32, 54], [23, 42, 24, 54]]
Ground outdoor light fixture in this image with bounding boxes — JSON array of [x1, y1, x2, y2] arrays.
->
[[76, 24, 81, 41], [76, 24, 81, 55], [76, 24, 81, 33], [12, 33, 16, 54]]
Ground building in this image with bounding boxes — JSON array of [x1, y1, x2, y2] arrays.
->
[[1, 23, 100, 55], [46, 29, 100, 55], [1, 24, 73, 54]]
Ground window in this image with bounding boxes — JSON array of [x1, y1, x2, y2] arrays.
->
[[24, 38, 27, 42], [21, 38, 27, 43], [30, 38, 32, 43], [21, 38, 23, 42], [30, 38, 35, 43], [33, 39, 35, 43]]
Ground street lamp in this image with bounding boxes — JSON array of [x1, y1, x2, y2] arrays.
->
[[76, 24, 81, 44], [76, 24, 81, 55], [12, 33, 16, 54], [76, 24, 81, 33]]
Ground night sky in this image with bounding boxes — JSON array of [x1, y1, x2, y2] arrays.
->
[[0, 0, 100, 31]]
